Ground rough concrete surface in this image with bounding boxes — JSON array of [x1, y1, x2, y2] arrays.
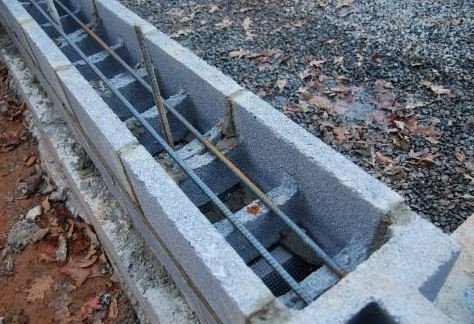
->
[[436, 213, 474, 323], [0, 29, 199, 324], [0, 0, 470, 323]]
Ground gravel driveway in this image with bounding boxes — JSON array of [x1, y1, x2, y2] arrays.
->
[[119, 0, 473, 232]]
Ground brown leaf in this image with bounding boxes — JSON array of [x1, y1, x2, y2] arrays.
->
[[215, 18, 232, 29], [209, 4, 219, 13], [336, 0, 354, 8], [333, 127, 349, 142], [80, 296, 102, 320], [25, 276, 54, 302], [330, 86, 352, 94], [39, 253, 56, 263], [307, 95, 334, 111], [275, 79, 288, 93], [0, 132, 21, 152], [25, 155, 37, 167], [242, 17, 252, 30], [17, 169, 43, 197], [61, 265, 91, 287], [455, 149, 466, 163], [42, 197, 50, 213], [69, 254, 99, 269], [309, 60, 326, 68], [421, 81, 453, 96], [376, 152, 394, 164], [334, 56, 344, 64], [108, 297, 118, 319], [412, 125, 443, 137]]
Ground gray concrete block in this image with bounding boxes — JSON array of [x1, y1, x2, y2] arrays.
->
[[146, 30, 243, 132], [231, 90, 405, 256], [292, 271, 454, 324], [0, 44, 199, 324], [19, 19, 72, 102], [55, 67, 140, 201], [363, 211, 460, 301], [120, 144, 276, 324], [94, 0, 155, 64]]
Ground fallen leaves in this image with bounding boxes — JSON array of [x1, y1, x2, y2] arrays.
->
[[408, 150, 439, 165], [309, 59, 326, 68], [336, 0, 354, 8], [25, 276, 54, 302], [0, 131, 21, 152], [16, 168, 43, 197], [215, 18, 232, 29], [421, 81, 453, 97], [108, 297, 119, 319], [275, 79, 288, 93], [61, 264, 91, 287], [242, 17, 255, 40], [80, 296, 102, 320]]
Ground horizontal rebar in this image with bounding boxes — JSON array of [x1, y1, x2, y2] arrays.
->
[[29, 0, 313, 304], [52, 0, 346, 279]]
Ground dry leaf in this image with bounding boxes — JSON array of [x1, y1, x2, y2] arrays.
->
[[336, 0, 354, 8], [171, 28, 192, 38], [108, 297, 118, 319], [330, 86, 352, 94], [80, 296, 102, 320], [334, 56, 344, 64], [0, 132, 21, 152], [455, 149, 466, 163], [42, 196, 51, 213], [61, 265, 91, 287], [242, 17, 252, 30], [25, 155, 37, 167], [209, 4, 219, 13], [376, 152, 394, 164], [421, 81, 453, 96], [333, 127, 349, 142], [228, 50, 248, 59], [309, 60, 326, 68], [25, 276, 54, 302], [307, 95, 334, 111], [215, 18, 232, 29], [275, 79, 288, 93], [70, 254, 99, 269]]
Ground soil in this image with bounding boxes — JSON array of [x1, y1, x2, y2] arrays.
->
[[0, 64, 137, 323]]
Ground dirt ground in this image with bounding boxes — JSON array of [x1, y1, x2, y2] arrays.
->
[[0, 64, 137, 323]]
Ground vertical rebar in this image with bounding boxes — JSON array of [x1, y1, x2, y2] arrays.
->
[[51, 0, 347, 279], [134, 25, 175, 148], [44, 0, 63, 32]]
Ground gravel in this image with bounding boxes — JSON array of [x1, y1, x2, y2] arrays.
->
[[119, 0, 473, 232]]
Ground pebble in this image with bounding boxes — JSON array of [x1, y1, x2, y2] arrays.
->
[[25, 205, 42, 222], [119, 0, 473, 232]]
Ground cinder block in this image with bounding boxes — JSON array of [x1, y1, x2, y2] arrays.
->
[[4, 1, 462, 322], [293, 270, 454, 324], [55, 67, 140, 202], [363, 213, 460, 301], [230, 90, 405, 255], [20, 21, 72, 100], [94, 0, 156, 64], [145, 30, 243, 132], [120, 145, 276, 324]]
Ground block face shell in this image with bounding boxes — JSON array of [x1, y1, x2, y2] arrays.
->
[[0, 0, 461, 323]]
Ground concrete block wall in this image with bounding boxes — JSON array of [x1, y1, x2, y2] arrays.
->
[[0, 0, 461, 323]]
